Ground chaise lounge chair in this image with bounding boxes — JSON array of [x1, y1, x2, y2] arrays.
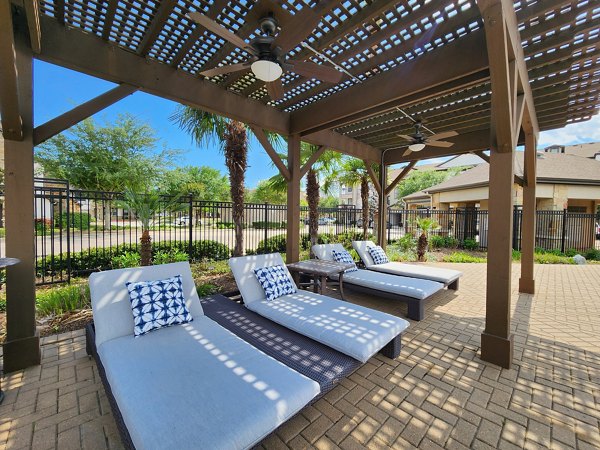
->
[[228, 253, 409, 362], [352, 240, 463, 290], [87, 262, 320, 450], [312, 243, 445, 321]]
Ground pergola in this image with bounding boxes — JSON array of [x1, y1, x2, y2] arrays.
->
[[1, 0, 598, 372]]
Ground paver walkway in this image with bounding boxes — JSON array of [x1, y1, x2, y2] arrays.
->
[[1, 263, 599, 449]]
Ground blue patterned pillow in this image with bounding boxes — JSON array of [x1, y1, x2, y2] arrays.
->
[[254, 265, 297, 301], [126, 274, 193, 337], [368, 245, 389, 265], [331, 249, 358, 272]]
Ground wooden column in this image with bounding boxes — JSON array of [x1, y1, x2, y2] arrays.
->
[[286, 134, 301, 263], [3, 14, 41, 372], [519, 131, 537, 294], [377, 163, 388, 249]]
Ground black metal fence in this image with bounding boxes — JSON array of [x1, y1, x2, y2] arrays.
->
[[0, 181, 598, 285]]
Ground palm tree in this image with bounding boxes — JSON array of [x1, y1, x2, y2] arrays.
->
[[267, 143, 340, 256], [415, 217, 440, 262], [337, 158, 379, 239], [170, 107, 279, 257], [117, 189, 184, 266]]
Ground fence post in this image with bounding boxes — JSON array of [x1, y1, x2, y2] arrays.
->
[[387, 207, 391, 244], [66, 180, 71, 283], [264, 202, 269, 247], [561, 208, 567, 253], [512, 206, 519, 251], [188, 193, 193, 260]]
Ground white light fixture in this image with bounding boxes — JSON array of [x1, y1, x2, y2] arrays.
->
[[408, 142, 426, 152], [251, 60, 282, 82]]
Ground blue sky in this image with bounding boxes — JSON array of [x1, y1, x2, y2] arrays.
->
[[34, 60, 280, 188], [35, 60, 600, 185]]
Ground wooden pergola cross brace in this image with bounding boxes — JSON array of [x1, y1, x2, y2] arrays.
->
[[250, 125, 291, 181]]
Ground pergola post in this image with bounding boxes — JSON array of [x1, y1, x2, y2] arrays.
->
[[519, 131, 537, 294], [2, 10, 41, 372], [286, 134, 301, 263], [376, 163, 388, 249]]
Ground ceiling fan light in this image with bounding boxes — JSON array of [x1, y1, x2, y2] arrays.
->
[[251, 60, 282, 82], [408, 142, 426, 152]]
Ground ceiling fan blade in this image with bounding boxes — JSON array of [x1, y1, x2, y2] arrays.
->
[[271, 8, 322, 53], [199, 62, 251, 78], [403, 148, 413, 157], [266, 79, 285, 101], [426, 140, 454, 148], [288, 60, 342, 83], [428, 130, 458, 141], [397, 134, 414, 141], [188, 12, 250, 52]]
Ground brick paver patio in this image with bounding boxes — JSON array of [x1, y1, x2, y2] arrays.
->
[[1, 263, 599, 449]]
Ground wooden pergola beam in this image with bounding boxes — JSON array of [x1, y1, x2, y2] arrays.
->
[[364, 161, 381, 196], [38, 15, 290, 134], [34, 83, 138, 145], [102, 0, 118, 40], [303, 129, 381, 163], [0, 0, 23, 140], [289, 29, 489, 136], [24, 0, 41, 54], [249, 125, 291, 181], [136, 0, 176, 56], [385, 162, 416, 197], [299, 145, 326, 179]]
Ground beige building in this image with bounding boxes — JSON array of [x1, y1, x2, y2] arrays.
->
[[406, 151, 600, 214]]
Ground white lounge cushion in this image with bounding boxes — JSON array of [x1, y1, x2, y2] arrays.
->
[[313, 243, 444, 300], [89, 262, 203, 347], [229, 253, 297, 305], [245, 290, 409, 363], [353, 241, 462, 284], [98, 315, 320, 450], [340, 269, 444, 300]]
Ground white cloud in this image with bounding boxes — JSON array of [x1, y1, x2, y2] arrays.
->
[[538, 115, 600, 147]]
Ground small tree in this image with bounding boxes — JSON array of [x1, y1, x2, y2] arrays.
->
[[415, 217, 440, 262], [117, 189, 184, 266]]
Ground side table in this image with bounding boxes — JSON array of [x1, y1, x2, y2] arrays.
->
[[286, 259, 355, 300]]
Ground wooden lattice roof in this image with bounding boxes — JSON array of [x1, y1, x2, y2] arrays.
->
[[35, 0, 599, 160]]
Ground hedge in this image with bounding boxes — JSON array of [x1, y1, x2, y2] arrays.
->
[[36, 240, 231, 277], [55, 212, 93, 230], [248, 231, 375, 255], [252, 221, 287, 229]]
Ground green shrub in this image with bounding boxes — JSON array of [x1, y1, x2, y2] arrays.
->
[[153, 249, 189, 265], [584, 248, 600, 261], [216, 221, 235, 229], [534, 253, 575, 264], [462, 238, 479, 251], [252, 221, 286, 229], [0, 295, 6, 312], [36, 283, 91, 317], [252, 234, 287, 254], [36, 240, 230, 277], [197, 283, 219, 297], [430, 235, 459, 249], [111, 251, 141, 269], [512, 249, 521, 261], [395, 234, 417, 252], [35, 219, 53, 234], [0, 228, 5, 238], [55, 212, 93, 230], [442, 252, 486, 263]]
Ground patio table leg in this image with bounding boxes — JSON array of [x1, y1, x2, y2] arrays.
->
[[339, 273, 345, 300], [319, 275, 327, 295]]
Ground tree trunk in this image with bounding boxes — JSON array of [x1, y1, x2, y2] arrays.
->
[[140, 229, 152, 266], [224, 121, 247, 257], [417, 232, 427, 262], [360, 176, 370, 239], [306, 168, 320, 258], [103, 201, 112, 230]]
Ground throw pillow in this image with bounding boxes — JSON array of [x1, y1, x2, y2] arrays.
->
[[126, 274, 193, 337], [368, 245, 389, 265], [254, 265, 297, 301], [331, 249, 358, 272]]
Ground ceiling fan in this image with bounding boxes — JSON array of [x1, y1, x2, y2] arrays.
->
[[187, 11, 343, 101], [397, 120, 458, 156]]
